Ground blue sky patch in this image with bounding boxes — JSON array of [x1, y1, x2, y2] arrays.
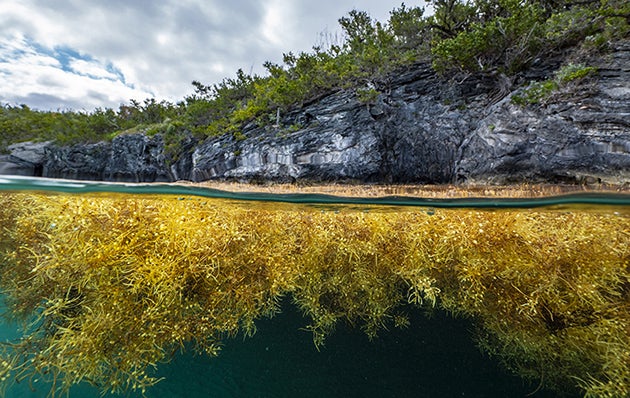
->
[[31, 39, 127, 84]]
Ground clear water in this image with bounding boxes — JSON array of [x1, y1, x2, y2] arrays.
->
[[1, 176, 628, 398], [0, 303, 560, 398], [2, 175, 628, 209]]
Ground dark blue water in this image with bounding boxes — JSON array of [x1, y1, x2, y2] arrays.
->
[[1, 303, 560, 398]]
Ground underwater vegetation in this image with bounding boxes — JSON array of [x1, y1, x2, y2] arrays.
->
[[0, 192, 628, 397]]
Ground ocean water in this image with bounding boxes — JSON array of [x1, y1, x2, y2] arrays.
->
[[0, 304, 557, 398], [0, 176, 628, 398]]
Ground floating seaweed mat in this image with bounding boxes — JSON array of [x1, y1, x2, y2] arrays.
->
[[0, 191, 628, 397]]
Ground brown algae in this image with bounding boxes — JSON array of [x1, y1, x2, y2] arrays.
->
[[0, 192, 628, 397]]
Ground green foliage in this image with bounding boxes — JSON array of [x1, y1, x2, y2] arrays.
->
[[185, 69, 257, 137], [356, 87, 380, 104], [427, 0, 478, 39], [287, 123, 303, 133], [545, 0, 630, 50], [0, 99, 182, 153], [118, 98, 179, 126], [431, 0, 546, 73], [511, 80, 558, 105], [431, 0, 629, 74], [388, 4, 428, 51], [233, 131, 246, 141], [512, 62, 597, 104], [555, 63, 597, 83], [143, 119, 189, 163]]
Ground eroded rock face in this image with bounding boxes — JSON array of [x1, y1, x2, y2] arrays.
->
[[187, 65, 477, 184], [2, 41, 629, 184], [103, 134, 171, 182], [457, 94, 630, 184], [457, 41, 630, 184], [43, 142, 110, 181], [0, 141, 51, 176], [189, 91, 384, 183], [42, 134, 171, 182]]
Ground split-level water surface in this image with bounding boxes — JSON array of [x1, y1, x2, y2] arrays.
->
[[0, 176, 628, 398]]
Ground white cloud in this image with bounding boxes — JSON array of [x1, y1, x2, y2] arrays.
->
[[0, 0, 420, 110], [261, 1, 297, 47], [69, 59, 119, 81], [0, 33, 152, 110]]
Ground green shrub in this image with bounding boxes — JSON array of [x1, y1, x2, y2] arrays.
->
[[511, 80, 557, 105], [432, 0, 546, 74], [512, 62, 597, 105], [356, 87, 380, 104], [555, 63, 597, 83]]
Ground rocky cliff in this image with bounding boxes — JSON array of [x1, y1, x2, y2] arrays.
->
[[2, 41, 629, 185]]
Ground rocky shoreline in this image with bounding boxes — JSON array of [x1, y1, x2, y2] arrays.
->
[[2, 41, 629, 186]]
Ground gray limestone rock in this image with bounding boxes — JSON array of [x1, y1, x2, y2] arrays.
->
[[456, 41, 630, 184], [42, 134, 172, 182], [190, 91, 383, 182], [43, 141, 110, 181], [103, 134, 171, 182], [0, 141, 51, 176]]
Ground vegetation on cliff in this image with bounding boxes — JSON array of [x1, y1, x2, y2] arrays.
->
[[1, 0, 628, 156], [0, 192, 628, 397]]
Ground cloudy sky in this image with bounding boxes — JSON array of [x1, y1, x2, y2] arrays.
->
[[0, 1, 426, 111]]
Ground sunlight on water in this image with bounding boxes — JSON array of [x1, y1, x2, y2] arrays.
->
[[0, 176, 628, 398]]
